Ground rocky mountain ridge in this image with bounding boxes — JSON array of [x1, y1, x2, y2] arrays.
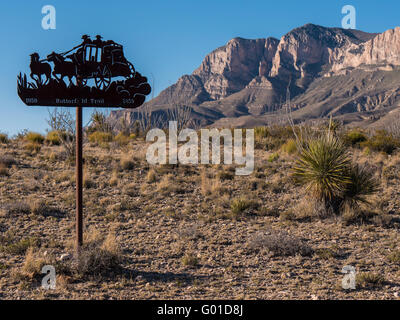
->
[[110, 23, 400, 128]]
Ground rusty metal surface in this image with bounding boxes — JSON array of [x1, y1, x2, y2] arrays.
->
[[76, 106, 83, 254]]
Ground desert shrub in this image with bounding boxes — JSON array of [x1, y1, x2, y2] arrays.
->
[[254, 127, 270, 140], [25, 132, 45, 144], [120, 157, 135, 170], [0, 163, 8, 176], [20, 247, 54, 279], [314, 248, 337, 260], [281, 139, 297, 154], [83, 175, 96, 189], [0, 155, 15, 167], [255, 126, 297, 150], [182, 253, 199, 267], [387, 250, 400, 264], [0, 133, 9, 144], [88, 131, 113, 144], [146, 168, 157, 183], [29, 199, 64, 217], [0, 237, 40, 255], [217, 170, 234, 180], [341, 164, 378, 208], [267, 152, 279, 162], [360, 130, 400, 154], [249, 229, 313, 257], [45, 131, 61, 145], [341, 204, 376, 225], [230, 198, 259, 217], [293, 132, 350, 204], [356, 272, 385, 289], [87, 111, 113, 134], [24, 142, 42, 153], [4, 201, 31, 216], [109, 171, 119, 186], [343, 129, 367, 147], [114, 132, 131, 146], [76, 233, 122, 276]]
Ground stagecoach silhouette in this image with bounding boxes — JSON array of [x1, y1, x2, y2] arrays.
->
[[31, 35, 137, 91]]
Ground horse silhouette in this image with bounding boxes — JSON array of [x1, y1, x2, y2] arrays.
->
[[47, 52, 77, 85], [30, 53, 51, 84]]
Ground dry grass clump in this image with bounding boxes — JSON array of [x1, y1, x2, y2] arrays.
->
[[120, 156, 135, 171], [156, 174, 183, 195], [76, 232, 123, 277], [3, 201, 31, 216], [0, 155, 16, 167], [356, 272, 385, 289], [200, 170, 224, 196], [0, 133, 9, 144], [109, 170, 119, 186], [19, 247, 56, 279], [249, 229, 313, 257], [387, 250, 400, 264], [281, 139, 297, 154], [25, 132, 45, 144], [0, 163, 8, 176], [24, 142, 42, 153], [29, 199, 64, 218], [361, 130, 400, 155], [146, 168, 157, 183], [182, 252, 200, 267], [0, 237, 40, 255], [230, 197, 259, 218], [83, 174, 96, 189]]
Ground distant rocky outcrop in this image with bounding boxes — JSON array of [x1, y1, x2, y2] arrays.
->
[[110, 23, 400, 129]]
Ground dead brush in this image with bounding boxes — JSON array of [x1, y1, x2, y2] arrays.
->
[[75, 232, 123, 277], [248, 229, 313, 257]]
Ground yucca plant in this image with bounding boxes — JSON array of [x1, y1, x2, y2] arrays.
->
[[341, 164, 378, 208], [293, 131, 351, 205]]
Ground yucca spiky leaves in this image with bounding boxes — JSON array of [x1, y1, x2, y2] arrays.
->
[[342, 164, 378, 207], [293, 132, 351, 202]]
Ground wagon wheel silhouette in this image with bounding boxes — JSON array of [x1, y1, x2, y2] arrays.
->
[[127, 62, 136, 78], [95, 65, 111, 90]]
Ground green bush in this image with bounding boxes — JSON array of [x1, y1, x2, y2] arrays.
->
[[360, 130, 400, 154], [88, 131, 113, 144], [281, 139, 297, 154], [267, 152, 279, 162], [45, 131, 61, 145], [343, 129, 367, 147], [114, 132, 131, 146], [0, 133, 9, 144], [25, 132, 45, 144]]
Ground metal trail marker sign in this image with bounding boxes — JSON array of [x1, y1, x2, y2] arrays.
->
[[17, 35, 151, 255]]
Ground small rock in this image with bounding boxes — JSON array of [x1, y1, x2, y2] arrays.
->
[[59, 253, 72, 261], [394, 292, 399, 298], [135, 275, 144, 281], [311, 294, 319, 300]]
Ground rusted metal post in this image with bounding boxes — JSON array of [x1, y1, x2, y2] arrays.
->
[[76, 106, 83, 255]]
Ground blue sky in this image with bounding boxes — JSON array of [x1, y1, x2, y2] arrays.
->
[[0, 0, 399, 135]]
